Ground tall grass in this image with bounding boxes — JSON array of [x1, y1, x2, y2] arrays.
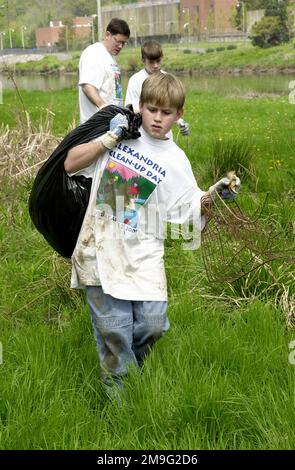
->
[[206, 138, 255, 181], [0, 86, 294, 449]]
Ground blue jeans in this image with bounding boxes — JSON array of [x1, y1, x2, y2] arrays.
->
[[86, 286, 169, 386]]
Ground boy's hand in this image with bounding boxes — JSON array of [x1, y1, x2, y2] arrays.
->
[[99, 114, 129, 149], [177, 118, 190, 136], [208, 172, 241, 200]]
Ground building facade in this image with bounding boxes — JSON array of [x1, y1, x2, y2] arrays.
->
[[103, 0, 180, 38], [35, 0, 240, 48], [35, 23, 61, 48], [180, 0, 237, 36], [36, 17, 92, 48]]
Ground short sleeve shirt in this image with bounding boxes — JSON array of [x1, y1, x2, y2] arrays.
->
[[79, 42, 123, 123]]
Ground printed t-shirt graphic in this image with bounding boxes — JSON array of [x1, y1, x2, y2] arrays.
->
[[96, 158, 156, 229], [113, 65, 123, 103]]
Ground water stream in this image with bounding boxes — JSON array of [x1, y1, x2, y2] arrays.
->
[[0, 72, 294, 96]]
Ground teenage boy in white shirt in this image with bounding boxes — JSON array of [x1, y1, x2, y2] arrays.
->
[[125, 40, 190, 137], [79, 18, 130, 123], [64, 72, 237, 396]]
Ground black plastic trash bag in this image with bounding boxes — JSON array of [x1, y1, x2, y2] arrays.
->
[[29, 105, 142, 258]]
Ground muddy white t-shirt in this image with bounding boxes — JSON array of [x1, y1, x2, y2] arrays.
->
[[71, 127, 204, 301], [79, 42, 123, 123]]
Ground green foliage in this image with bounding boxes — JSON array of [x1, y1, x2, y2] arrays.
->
[[7, 40, 295, 79], [0, 0, 97, 43], [71, 0, 96, 16], [243, 0, 262, 7], [265, 0, 288, 20], [264, 0, 290, 43], [205, 138, 255, 182], [16, 56, 61, 73], [250, 16, 287, 48], [117, 41, 295, 72], [243, 0, 285, 9]]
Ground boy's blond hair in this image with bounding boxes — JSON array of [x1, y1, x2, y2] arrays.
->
[[140, 72, 185, 110], [141, 40, 163, 61]]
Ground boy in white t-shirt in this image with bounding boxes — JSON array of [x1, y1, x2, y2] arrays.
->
[[79, 18, 130, 123], [64, 73, 236, 397], [125, 40, 190, 137]]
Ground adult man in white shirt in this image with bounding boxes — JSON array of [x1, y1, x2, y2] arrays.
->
[[79, 18, 130, 123]]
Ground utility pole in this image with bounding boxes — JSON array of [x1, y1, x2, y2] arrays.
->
[[65, 25, 68, 51], [8, 28, 13, 48], [21, 25, 27, 49], [96, 0, 102, 42], [242, 1, 246, 34], [0, 31, 5, 50], [237, 1, 247, 34]]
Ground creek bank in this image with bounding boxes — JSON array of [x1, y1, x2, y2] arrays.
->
[[3, 65, 295, 77], [2, 52, 295, 76]]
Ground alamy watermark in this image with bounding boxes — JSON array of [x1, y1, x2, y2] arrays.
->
[[0, 79, 3, 105], [0, 341, 3, 365], [94, 199, 202, 251], [288, 340, 295, 365]]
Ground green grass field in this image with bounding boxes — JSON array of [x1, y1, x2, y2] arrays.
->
[[0, 83, 294, 449], [118, 40, 295, 72], [5, 40, 295, 76]]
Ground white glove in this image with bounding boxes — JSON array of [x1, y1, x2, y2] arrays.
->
[[209, 172, 241, 200], [99, 114, 129, 149], [177, 118, 190, 136]]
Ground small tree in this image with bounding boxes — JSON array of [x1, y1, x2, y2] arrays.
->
[[250, 16, 283, 47], [58, 18, 75, 51], [264, 0, 290, 42], [234, 2, 244, 31]]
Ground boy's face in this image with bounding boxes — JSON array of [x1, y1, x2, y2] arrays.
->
[[143, 58, 162, 74], [140, 102, 182, 140]]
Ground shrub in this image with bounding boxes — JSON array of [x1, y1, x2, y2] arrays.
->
[[215, 47, 225, 52], [206, 48, 215, 53], [227, 44, 237, 50], [250, 16, 288, 48], [183, 48, 192, 54], [71, 52, 81, 60], [64, 59, 79, 73]]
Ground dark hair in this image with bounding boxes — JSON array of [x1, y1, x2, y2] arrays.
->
[[141, 41, 163, 61], [106, 18, 130, 37]]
